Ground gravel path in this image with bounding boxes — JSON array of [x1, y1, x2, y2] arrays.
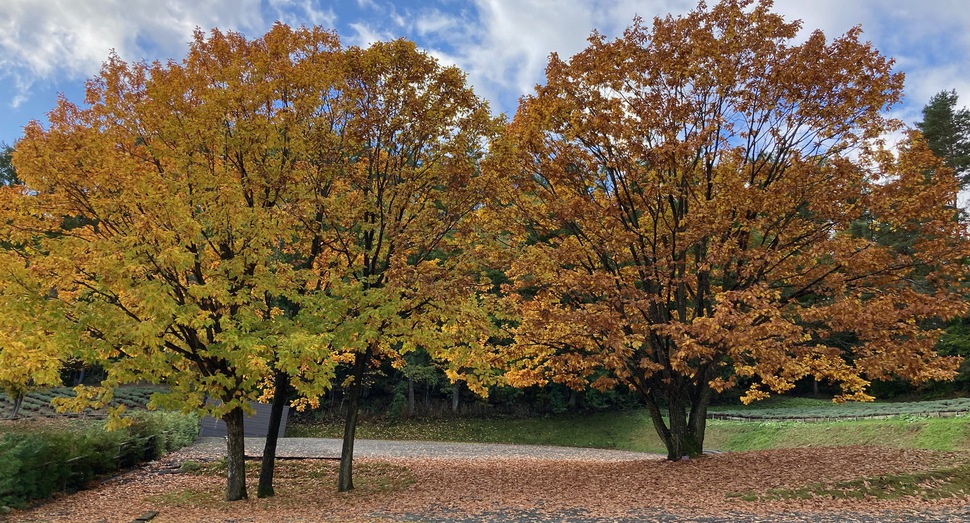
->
[[185, 436, 665, 462]]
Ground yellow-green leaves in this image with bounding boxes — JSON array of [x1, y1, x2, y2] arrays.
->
[[4, 25, 345, 419]]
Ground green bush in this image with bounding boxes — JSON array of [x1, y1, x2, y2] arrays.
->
[[126, 410, 200, 460], [0, 432, 70, 507], [0, 411, 199, 509]]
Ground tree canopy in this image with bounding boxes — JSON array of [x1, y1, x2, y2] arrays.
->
[[280, 38, 500, 491], [488, 0, 969, 460], [3, 24, 346, 500]]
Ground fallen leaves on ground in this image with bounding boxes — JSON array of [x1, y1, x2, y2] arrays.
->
[[6, 446, 968, 522]]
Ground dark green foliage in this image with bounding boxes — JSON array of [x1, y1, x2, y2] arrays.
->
[[916, 90, 970, 187], [0, 411, 199, 508], [0, 433, 71, 507], [936, 317, 970, 392], [125, 410, 201, 462], [0, 143, 17, 186]]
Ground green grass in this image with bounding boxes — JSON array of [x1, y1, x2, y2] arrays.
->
[[290, 410, 665, 452], [707, 417, 970, 452], [290, 409, 970, 454]]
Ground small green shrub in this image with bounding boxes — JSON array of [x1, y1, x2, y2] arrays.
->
[[126, 410, 200, 460]]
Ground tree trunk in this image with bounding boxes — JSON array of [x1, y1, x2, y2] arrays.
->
[[223, 406, 248, 501], [407, 376, 415, 417], [258, 370, 288, 498], [338, 349, 369, 492], [643, 387, 706, 461], [12, 391, 24, 419], [451, 382, 460, 414], [687, 368, 714, 453]]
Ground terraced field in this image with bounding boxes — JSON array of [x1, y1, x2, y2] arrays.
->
[[0, 386, 159, 419], [707, 396, 970, 420]]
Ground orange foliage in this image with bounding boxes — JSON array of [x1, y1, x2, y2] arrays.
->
[[489, 0, 970, 457]]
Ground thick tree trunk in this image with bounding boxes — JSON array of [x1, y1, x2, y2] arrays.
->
[[258, 370, 288, 498], [223, 406, 248, 501], [643, 386, 707, 461], [665, 395, 703, 460], [338, 349, 369, 492], [687, 368, 714, 452]]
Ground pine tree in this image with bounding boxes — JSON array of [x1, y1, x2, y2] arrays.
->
[[916, 90, 970, 188]]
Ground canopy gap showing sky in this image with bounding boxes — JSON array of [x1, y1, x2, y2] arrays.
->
[[2, 0, 968, 147]]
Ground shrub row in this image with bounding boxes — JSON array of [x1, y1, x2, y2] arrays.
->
[[0, 410, 199, 509]]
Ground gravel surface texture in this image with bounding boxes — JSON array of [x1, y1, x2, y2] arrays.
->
[[188, 436, 665, 462]]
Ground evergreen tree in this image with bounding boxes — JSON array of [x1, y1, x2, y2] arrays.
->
[[916, 90, 970, 188], [0, 143, 18, 186]]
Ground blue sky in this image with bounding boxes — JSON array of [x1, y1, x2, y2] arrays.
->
[[2, 0, 969, 148]]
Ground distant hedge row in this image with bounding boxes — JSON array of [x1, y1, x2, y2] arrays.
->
[[0, 410, 199, 509]]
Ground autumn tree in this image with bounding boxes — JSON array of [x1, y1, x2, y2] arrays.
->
[[0, 253, 67, 418], [283, 39, 500, 492], [3, 25, 343, 500], [1, 143, 58, 418], [490, 0, 969, 460]]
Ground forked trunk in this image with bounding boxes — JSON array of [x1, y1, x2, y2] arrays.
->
[[223, 406, 248, 501], [338, 349, 369, 492], [258, 369, 288, 498], [643, 381, 711, 461]]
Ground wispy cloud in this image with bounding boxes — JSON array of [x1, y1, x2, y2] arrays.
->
[[268, 0, 336, 27], [0, 0, 267, 108]]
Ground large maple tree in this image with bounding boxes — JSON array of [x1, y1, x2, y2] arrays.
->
[[283, 39, 499, 492], [3, 25, 343, 500], [491, 0, 969, 460]]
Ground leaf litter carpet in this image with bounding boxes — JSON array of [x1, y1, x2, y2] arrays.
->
[[7, 443, 970, 522]]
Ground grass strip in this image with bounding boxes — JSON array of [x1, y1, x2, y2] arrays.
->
[[290, 411, 970, 454]]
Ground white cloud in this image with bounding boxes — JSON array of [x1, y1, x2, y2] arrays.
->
[[414, 9, 458, 36], [347, 22, 395, 47], [268, 0, 336, 27], [0, 0, 267, 108]]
